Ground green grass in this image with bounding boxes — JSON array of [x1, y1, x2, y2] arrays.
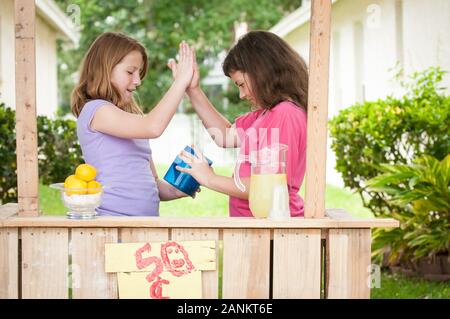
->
[[371, 271, 449, 299], [41, 164, 373, 218], [39, 183, 66, 215]]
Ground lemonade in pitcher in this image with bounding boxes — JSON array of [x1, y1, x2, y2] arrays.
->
[[234, 143, 290, 219], [249, 173, 288, 218]]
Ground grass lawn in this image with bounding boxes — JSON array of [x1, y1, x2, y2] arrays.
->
[[372, 271, 449, 299], [41, 164, 373, 217], [38, 165, 448, 299]]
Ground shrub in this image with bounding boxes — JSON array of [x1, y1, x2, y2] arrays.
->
[[0, 103, 82, 203], [329, 67, 450, 217], [0, 104, 18, 204], [37, 115, 82, 185], [367, 155, 450, 264]]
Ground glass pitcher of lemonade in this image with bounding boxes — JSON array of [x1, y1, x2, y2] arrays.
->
[[234, 144, 290, 219]]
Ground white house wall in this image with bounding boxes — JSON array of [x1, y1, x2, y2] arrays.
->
[[276, 0, 450, 186], [36, 14, 58, 118], [402, 0, 450, 82], [283, 0, 407, 117], [0, 0, 59, 118], [0, 0, 15, 111]]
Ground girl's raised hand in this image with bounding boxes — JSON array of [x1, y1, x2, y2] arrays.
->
[[187, 47, 200, 92], [173, 41, 194, 89], [168, 45, 200, 91]]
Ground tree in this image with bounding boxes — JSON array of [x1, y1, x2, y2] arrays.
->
[[55, 0, 300, 117]]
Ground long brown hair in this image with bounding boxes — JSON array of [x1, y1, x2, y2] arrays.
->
[[223, 30, 308, 112], [71, 32, 148, 117]]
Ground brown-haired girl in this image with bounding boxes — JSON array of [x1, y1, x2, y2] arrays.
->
[[72, 32, 195, 216], [170, 30, 308, 217]]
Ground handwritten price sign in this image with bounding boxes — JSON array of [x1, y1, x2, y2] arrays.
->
[[105, 241, 216, 299]]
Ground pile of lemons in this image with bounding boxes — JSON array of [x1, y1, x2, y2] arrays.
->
[[64, 164, 101, 195]]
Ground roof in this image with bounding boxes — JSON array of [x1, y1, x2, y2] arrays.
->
[[36, 0, 80, 46], [270, 0, 339, 38]]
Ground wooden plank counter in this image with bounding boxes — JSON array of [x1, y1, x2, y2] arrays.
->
[[0, 204, 398, 299], [1, 212, 399, 229]]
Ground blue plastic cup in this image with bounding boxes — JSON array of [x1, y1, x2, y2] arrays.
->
[[163, 146, 213, 196]]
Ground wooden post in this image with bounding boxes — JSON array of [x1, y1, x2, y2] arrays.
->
[[305, 0, 331, 219], [15, 0, 39, 216]]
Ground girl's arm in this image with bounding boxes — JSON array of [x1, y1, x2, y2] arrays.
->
[[176, 145, 250, 199], [91, 42, 194, 139], [205, 174, 250, 200], [168, 50, 239, 148], [186, 88, 240, 148]]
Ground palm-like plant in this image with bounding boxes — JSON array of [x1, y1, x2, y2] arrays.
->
[[366, 155, 450, 265]]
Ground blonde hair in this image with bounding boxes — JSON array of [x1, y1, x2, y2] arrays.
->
[[71, 32, 148, 117]]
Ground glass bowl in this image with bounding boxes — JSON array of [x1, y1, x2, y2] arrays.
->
[[50, 183, 105, 219]]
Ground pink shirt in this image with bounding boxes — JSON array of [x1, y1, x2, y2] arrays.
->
[[229, 101, 307, 217]]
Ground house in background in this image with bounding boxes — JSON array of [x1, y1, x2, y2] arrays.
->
[[0, 0, 79, 118], [270, 0, 450, 186]]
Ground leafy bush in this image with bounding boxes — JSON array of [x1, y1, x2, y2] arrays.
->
[[367, 155, 450, 264], [329, 67, 450, 217], [0, 103, 82, 203], [37, 116, 82, 185], [0, 104, 18, 204]]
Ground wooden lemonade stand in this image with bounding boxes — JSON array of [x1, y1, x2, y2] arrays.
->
[[0, 0, 398, 299]]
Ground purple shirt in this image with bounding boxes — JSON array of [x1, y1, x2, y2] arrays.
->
[[77, 99, 160, 216]]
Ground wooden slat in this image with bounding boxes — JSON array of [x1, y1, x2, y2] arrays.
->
[[172, 228, 219, 299], [273, 229, 321, 298], [21, 228, 68, 298], [120, 228, 169, 242], [327, 229, 371, 299], [1, 216, 400, 229], [15, 0, 39, 217], [304, 0, 332, 218], [71, 228, 118, 298], [0, 228, 19, 298], [222, 229, 270, 298], [323, 229, 330, 297]]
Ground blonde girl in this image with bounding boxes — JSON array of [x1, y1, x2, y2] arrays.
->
[[72, 32, 194, 216]]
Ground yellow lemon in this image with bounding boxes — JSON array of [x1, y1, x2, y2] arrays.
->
[[75, 164, 97, 182], [87, 180, 102, 194], [64, 175, 87, 195], [64, 175, 78, 187]]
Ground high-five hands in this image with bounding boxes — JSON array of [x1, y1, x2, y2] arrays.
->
[[172, 41, 196, 90], [168, 43, 200, 92]]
